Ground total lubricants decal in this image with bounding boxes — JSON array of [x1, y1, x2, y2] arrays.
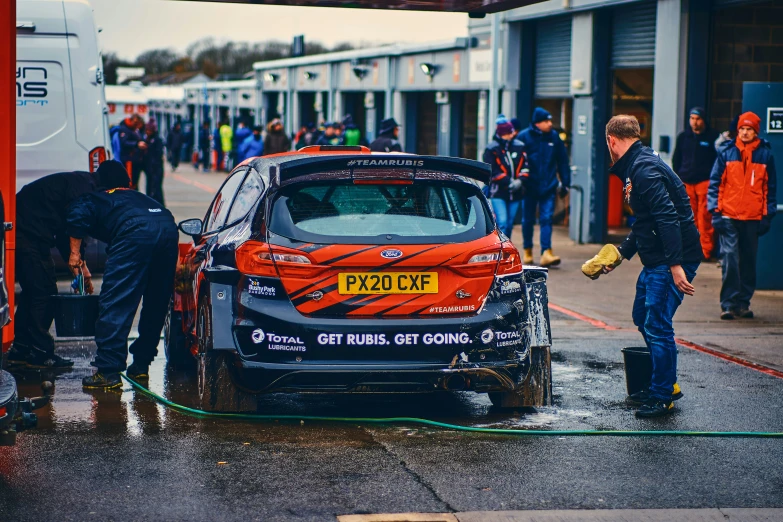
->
[[251, 328, 306, 352]]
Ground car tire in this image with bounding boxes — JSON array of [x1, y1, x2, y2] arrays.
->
[[196, 297, 258, 413], [163, 301, 191, 367], [489, 345, 552, 409]]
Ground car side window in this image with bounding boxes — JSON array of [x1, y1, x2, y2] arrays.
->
[[226, 170, 264, 225], [205, 170, 246, 233]]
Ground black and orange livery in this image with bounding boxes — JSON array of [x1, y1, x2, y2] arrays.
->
[[166, 146, 552, 412]]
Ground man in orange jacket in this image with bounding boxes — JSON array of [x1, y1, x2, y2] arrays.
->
[[708, 112, 777, 320]]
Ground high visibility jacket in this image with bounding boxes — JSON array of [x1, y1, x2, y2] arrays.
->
[[220, 125, 233, 153], [708, 137, 777, 221]]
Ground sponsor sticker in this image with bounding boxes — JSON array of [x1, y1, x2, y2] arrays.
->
[[346, 159, 424, 167], [428, 305, 476, 314], [500, 279, 522, 295], [251, 328, 266, 344], [480, 329, 494, 344], [248, 279, 276, 297]]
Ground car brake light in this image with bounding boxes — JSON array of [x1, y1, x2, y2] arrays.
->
[[353, 179, 413, 185], [497, 241, 522, 275], [0, 406, 6, 418], [88, 147, 107, 173], [450, 246, 501, 278], [236, 241, 327, 278]]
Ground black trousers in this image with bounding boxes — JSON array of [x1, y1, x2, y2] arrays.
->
[[718, 219, 759, 311], [15, 240, 57, 355], [93, 219, 178, 372]]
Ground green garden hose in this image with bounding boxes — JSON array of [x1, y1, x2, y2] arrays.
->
[[121, 374, 783, 438]]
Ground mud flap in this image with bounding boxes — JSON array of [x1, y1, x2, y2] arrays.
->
[[204, 266, 240, 352]]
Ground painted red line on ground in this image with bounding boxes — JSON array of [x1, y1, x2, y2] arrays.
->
[[171, 173, 216, 194], [549, 302, 783, 380], [548, 303, 622, 330]]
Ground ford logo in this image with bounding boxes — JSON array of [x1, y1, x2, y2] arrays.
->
[[381, 249, 403, 259]]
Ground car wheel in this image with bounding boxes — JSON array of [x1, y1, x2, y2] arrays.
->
[[163, 301, 191, 367], [196, 297, 258, 413], [488, 345, 552, 409]]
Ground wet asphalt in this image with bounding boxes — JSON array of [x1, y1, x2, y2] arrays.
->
[[1, 309, 782, 521]]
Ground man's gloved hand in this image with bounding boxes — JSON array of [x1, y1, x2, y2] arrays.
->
[[758, 215, 773, 236], [711, 212, 727, 233], [509, 178, 523, 193], [558, 182, 569, 199]]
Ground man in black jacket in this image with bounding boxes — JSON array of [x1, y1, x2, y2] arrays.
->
[[66, 167, 178, 390], [603, 115, 702, 418], [10, 168, 103, 368], [370, 118, 403, 153], [672, 107, 720, 260]]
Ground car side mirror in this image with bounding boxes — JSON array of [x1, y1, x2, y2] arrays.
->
[[178, 218, 203, 237]]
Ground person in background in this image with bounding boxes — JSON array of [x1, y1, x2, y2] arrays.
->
[[166, 122, 183, 172], [316, 123, 337, 146], [518, 107, 571, 267], [118, 114, 147, 187], [8, 163, 127, 368], [603, 115, 701, 418], [510, 118, 523, 140], [198, 121, 211, 172], [370, 118, 403, 153], [263, 118, 292, 155], [342, 115, 367, 147], [715, 114, 741, 152], [219, 120, 233, 172], [672, 107, 720, 260], [237, 125, 265, 163], [295, 122, 318, 150], [708, 112, 777, 320], [109, 123, 122, 162], [233, 121, 252, 164], [293, 124, 308, 150], [212, 124, 223, 171], [143, 118, 165, 205], [483, 118, 527, 240], [66, 166, 178, 390]]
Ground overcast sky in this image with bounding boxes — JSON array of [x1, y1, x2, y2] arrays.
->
[[89, 0, 469, 60]]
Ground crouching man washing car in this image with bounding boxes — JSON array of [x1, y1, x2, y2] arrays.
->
[[65, 163, 179, 390], [597, 115, 702, 418]]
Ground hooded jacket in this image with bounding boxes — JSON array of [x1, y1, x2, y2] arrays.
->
[[482, 135, 528, 202], [263, 121, 292, 155], [517, 124, 570, 196], [612, 141, 702, 267], [708, 137, 777, 221], [672, 127, 720, 184], [238, 134, 264, 162]]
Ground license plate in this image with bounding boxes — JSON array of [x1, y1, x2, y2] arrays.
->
[[338, 272, 438, 295]]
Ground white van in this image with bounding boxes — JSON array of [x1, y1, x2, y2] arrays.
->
[[16, 0, 110, 188]]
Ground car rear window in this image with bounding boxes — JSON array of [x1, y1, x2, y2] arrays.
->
[[269, 180, 493, 244]]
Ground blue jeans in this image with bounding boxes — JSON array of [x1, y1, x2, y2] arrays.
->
[[522, 192, 556, 252], [631, 263, 699, 401], [490, 199, 522, 239]]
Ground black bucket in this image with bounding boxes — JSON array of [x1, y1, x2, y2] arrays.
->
[[52, 294, 99, 337], [621, 346, 652, 396]]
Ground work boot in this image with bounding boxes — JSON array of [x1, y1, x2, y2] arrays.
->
[[5, 344, 30, 367], [627, 383, 683, 405], [82, 372, 122, 390], [635, 399, 675, 418], [540, 249, 561, 267], [126, 361, 150, 381], [720, 309, 735, 320], [24, 351, 75, 369], [736, 308, 754, 319], [523, 248, 534, 265]]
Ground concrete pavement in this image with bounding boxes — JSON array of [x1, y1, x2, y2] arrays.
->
[[512, 226, 783, 373]]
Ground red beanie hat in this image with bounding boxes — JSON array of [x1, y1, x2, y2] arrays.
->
[[737, 112, 760, 134]]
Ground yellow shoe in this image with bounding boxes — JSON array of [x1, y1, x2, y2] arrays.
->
[[581, 244, 622, 279], [673, 382, 683, 400], [540, 249, 561, 267], [523, 248, 533, 265]]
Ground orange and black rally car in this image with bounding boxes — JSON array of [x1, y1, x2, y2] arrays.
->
[[166, 146, 552, 412]]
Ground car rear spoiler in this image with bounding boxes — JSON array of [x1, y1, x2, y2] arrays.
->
[[274, 155, 491, 185]]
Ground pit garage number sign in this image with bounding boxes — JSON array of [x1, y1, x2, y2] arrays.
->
[[768, 108, 783, 133]]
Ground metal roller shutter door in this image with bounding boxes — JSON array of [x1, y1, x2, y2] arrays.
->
[[535, 16, 572, 98], [611, 1, 657, 68]]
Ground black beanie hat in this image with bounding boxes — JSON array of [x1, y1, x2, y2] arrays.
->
[[97, 161, 130, 190]]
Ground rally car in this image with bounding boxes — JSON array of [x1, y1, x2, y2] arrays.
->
[[165, 146, 553, 412]]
